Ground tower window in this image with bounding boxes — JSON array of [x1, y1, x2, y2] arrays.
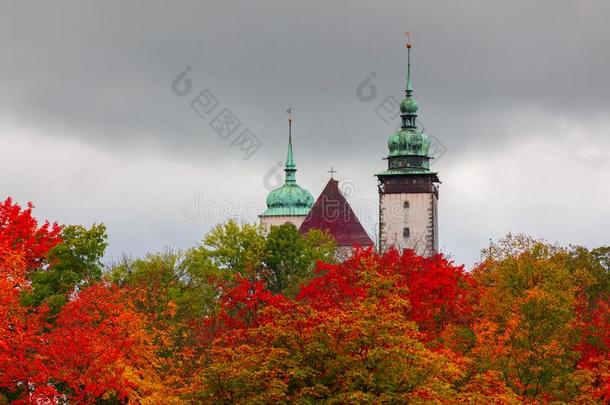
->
[[403, 227, 410, 238], [403, 201, 409, 208]]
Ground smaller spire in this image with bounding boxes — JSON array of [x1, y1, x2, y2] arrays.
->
[[285, 108, 296, 182], [286, 108, 294, 168]]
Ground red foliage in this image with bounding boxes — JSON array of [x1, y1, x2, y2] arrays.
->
[[576, 297, 609, 364], [1, 237, 156, 403], [0, 197, 61, 277], [296, 250, 368, 311], [40, 283, 155, 403], [0, 275, 51, 400], [398, 249, 474, 338], [575, 295, 610, 399], [211, 278, 290, 337], [298, 247, 474, 339], [0, 204, 57, 400]]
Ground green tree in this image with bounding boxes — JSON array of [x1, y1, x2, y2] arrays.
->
[[203, 220, 266, 277], [263, 224, 336, 295], [302, 228, 337, 264], [566, 245, 610, 304], [21, 223, 107, 313]]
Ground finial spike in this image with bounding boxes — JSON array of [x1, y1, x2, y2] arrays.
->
[[287, 107, 292, 140], [405, 31, 413, 95], [285, 108, 295, 173], [327, 166, 337, 179]]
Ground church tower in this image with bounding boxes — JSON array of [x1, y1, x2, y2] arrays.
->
[[259, 113, 314, 232], [376, 41, 440, 256]]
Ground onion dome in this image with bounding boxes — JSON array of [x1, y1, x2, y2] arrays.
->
[[400, 97, 419, 114], [261, 115, 314, 217], [388, 128, 431, 158]]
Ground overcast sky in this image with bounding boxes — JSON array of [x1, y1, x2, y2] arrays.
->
[[1, 0, 609, 267]]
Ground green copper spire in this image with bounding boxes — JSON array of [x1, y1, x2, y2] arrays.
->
[[285, 112, 296, 182], [376, 39, 436, 178], [260, 110, 314, 217]]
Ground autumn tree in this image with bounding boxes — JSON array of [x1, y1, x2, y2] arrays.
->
[[40, 283, 174, 403], [0, 197, 61, 283], [298, 247, 474, 340], [0, 200, 174, 403], [567, 245, 610, 401], [0, 244, 51, 403], [0, 200, 57, 401], [470, 234, 609, 401]]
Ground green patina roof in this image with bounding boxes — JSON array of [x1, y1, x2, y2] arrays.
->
[[377, 44, 437, 177], [263, 183, 314, 216], [387, 128, 430, 158], [261, 118, 314, 217], [376, 167, 437, 176]]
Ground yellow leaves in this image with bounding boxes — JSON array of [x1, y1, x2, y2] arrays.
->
[[0, 244, 27, 289], [195, 344, 293, 403], [456, 371, 521, 404], [164, 300, 178, 317], [468, 238, 597, 401], [124, 364, 185, 405]]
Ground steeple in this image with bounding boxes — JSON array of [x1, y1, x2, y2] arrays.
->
[[377, 33, 435, 174], [285, 109, 296, 182], [375, 34, 441, 257], [260, 109, 314, 220]]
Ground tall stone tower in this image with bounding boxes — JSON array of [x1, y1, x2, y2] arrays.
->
[[259, 113, 314, 232], [376, 43, 440, 256]]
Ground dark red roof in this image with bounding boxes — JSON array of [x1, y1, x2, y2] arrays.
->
[[299, 178, 374, 247]]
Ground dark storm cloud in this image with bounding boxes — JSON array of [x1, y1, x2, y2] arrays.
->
[[2, 0, 609, 163]]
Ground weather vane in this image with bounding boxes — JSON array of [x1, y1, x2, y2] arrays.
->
[[405, 30, 412, 49], [287, 107, 293, 137]]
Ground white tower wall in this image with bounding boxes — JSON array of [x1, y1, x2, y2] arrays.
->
[[379, 191, 438, 256], [259, 215, 306, 235]]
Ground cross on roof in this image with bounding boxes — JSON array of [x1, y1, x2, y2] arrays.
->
[[327, 166, 337, 178]]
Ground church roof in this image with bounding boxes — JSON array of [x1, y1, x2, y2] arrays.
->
[[299, 178, 373, 247]]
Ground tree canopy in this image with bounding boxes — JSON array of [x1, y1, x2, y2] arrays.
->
[[0, 200, 608, 403]]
